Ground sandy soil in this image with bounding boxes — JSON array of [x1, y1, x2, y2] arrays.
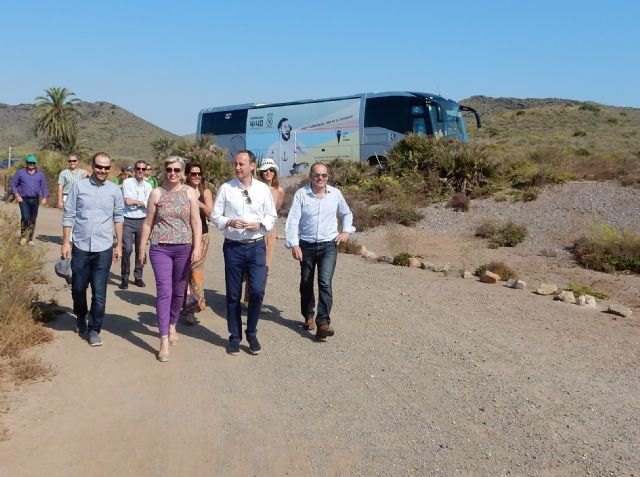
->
[[0, 184, 639, 476]]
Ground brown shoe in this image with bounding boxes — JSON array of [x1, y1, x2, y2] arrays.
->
[[304, 317, 316, 330], [316, 323, 335, 340]]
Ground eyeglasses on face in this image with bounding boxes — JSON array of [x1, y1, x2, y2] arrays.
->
[[68, 159, 78, 163], [135, 167, 146, 171], [189, 171, 202, 177], [146, 167, 152, 171], [93, 164, 110, 171], [242, 189, 252, 204], [311, 172, 328, 179], [165, 167, 181, 173], [262, 168, 277, 173]]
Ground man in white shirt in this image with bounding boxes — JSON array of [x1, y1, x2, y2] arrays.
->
[[212, 150, 277, 355], [285, 162, 355, 340], [119, 160, 153, 289]]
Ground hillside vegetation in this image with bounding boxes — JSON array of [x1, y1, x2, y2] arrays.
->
[[0, 101, 179, 162], [462, 96, 640, 180]]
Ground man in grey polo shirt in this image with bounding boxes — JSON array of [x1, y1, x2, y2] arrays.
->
[[62, 152, 124, 347]]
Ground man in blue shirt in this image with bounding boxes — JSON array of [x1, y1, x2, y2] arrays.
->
[[285, 162, 356, 340], [62, 152, 124, 347], [11, 155, 49, 245]]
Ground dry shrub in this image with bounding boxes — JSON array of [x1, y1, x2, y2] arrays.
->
[[10, 355, 53, 384], [447, 192, 470, 211], [0, 212, 54, 381], [338, 238, 363, 255], [475, 219, 527, 248], [475, 261, 518, 280]]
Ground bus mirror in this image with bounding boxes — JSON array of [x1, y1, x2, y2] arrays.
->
[[425, 99, 444, 123], [460, 105, 482, 128]]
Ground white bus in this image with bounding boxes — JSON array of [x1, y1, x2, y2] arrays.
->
[[197, 91, 480, 176]]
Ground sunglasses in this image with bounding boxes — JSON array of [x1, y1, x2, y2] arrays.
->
[[242, 189, 252, 204], [311, 173, 328, 179], [93, 164, 111, 171], [135, 167, 146, 171], [165, 167, 181, 173], [262, 168, 277, 173], [68, 159, 78, 163], [189, 172, 202, 177]]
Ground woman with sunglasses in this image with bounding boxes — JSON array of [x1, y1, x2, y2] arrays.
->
[[139, 156, 202, 362], [181, 162, 213, 325], [256, 158, 284, 271]]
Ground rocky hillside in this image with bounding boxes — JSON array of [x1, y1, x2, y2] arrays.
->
[[0, 101, 179, 162]]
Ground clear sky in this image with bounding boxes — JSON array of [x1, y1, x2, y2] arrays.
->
[[1, 0, 638, 135]]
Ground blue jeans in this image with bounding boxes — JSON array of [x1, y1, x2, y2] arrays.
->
[[299, 240, 338, 326], [71, 245, 113, 333], [223, 239, 267, 343], [18, 197, 40, 241]]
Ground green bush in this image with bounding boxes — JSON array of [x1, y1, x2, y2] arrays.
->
[[573, 224, 640, 273], [563, 282, 609, 300], [392, 252, 412, 267], [476, 220, 527, 248]]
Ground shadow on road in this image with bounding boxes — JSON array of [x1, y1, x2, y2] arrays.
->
[[36, 234, 63, 245]]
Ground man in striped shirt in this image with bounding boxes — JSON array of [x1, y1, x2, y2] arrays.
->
[[57, 153, 88, 209]]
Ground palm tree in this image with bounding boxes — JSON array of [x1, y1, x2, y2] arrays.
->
[[33, 87, 81, 151], [151, 136, 176, 160]]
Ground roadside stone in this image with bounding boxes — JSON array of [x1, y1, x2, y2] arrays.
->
[[377, 255, 393, 264], [434, 263, 450, 272], [408, 257, 422, 268], [461, 270, 474, 279], [420, 262, 436, 271], [576, 295, 597, 308], [480, 271, 500, 283], [554, 290, 576, 304], [536, 284, 558, 295], [360, 245, 368, 257], [607, 304, 632, 317], [506, 279, 527, 289], [365, 251, 377, 260]]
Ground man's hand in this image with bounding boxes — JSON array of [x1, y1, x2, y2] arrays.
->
[[228, 219, 248, 229], [291, 246, 303, 261], [335, 232, 349, 245], [243, 221, 261, 232], [57, 200, 64, 209], [113, 245, 122, 262], [40, 198, 47, 206], [61, 242, 71, 260], [15, 195, 23, 203]]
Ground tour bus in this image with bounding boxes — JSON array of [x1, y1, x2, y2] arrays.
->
[[197, 91, 481, 176]]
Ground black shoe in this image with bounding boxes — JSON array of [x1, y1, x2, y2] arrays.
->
[[247, 335, 262, 355], [134, 279, 146, 288], [316, 323, 335, 340], [119, 279, 128, 290], [226, 341, 240, 355]]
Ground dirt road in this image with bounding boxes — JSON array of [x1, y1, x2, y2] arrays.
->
[[1, 200, 639, 476]]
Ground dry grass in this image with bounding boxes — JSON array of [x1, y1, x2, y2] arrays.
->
[[9, 355, 53, 384], [0, 212, 54, 382]]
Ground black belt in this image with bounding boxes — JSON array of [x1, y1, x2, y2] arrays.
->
[[226, 236, 264, 244]]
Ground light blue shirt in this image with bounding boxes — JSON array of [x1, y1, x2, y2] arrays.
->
[[285, 183, 355, 248], [62, 176, 124, 252]]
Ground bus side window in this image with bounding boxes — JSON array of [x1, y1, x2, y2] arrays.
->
[[413, 118, 426, 135]]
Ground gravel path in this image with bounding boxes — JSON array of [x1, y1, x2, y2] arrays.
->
[[1, 187, 639, 476]]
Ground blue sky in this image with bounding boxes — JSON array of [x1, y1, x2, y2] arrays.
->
[[1, 0, 638, 135]]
